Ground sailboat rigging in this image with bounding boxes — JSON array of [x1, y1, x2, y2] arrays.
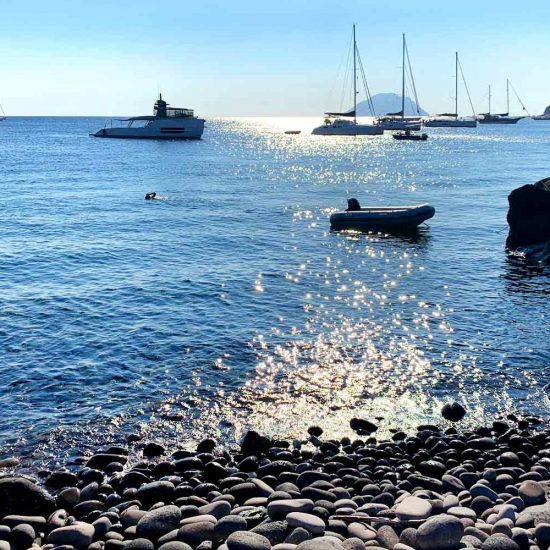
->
[[478, 79, 526, 124], [312, 25, 383, 136], [424, 52, 477, 127], [376, 34, 422, 131]]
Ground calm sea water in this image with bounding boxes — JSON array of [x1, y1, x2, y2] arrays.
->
[[0, 116, 549, 467]]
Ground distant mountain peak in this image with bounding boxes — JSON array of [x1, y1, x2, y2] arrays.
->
[[357, 93, 428, 117]]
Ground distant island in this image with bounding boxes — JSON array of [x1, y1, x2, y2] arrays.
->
[[357, 92, 428, 117]]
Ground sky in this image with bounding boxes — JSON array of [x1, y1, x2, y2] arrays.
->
[[1, 0, 549, 116]]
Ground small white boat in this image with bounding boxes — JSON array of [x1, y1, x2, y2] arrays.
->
[[312, 118, 383, 136], [424, 116, 477, 128], [330, 199, 435, 232], [92, 94, 204, 139], [375, 117, 422, 131]]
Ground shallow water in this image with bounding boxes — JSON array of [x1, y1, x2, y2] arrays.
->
[[0, 116, 548, 467]]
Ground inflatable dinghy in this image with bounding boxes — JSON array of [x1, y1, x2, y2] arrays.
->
[[330, 199, 435, 232]]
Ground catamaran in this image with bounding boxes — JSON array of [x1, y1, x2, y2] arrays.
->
[[424, 52, 477, 128], [478, 80, 527, 124], [312, 25, 383, 136], [375, 34, 422, 132]]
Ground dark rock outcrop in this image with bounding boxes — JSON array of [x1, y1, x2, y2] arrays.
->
[[506, 179, 550, 249]]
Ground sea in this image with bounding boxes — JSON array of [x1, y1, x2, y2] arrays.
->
[[0, 116, 549, 469]]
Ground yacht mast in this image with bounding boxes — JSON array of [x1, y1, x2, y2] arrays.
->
[[506, 78, 510, 114], [488, 85, 491, 115], [401, 34, 406, 122], [353, 24, 357, 124], [455, 52, 458, 118]]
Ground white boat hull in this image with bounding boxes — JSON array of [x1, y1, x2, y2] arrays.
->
[[330, 204, 435, 232], [93, 118, 205, 139], [312, 123, 383, 136], [376, 120, 422, 131], [424, 118, 477, 128]]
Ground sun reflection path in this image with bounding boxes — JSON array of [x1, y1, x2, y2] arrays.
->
[[185, 220, 519, 445]]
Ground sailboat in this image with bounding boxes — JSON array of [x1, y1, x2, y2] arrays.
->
[[0, 104, 6, 121], [375, 34, 422, 132], [424, 52, 477, 128], [478, 80, 526, 124], [312, 25, 383, 136]]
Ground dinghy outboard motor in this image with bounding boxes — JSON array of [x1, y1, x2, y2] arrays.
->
[[346, 198, 361, 211], [145, 192, 157, 200]]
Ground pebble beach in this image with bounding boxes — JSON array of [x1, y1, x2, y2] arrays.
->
[[2, 408, 550, 550]]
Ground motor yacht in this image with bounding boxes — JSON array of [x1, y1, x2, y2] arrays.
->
[[92, 95, 205, 139]]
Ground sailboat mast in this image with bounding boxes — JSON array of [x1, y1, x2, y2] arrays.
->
[[506, 78, 509, 114], [353, 24, 357, 124], [401, 34, 405, 121], [455, 52, 458, 118], [489, 85, 491, 115]]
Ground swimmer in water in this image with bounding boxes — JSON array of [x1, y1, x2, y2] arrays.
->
[[145, 192, 157, 200]]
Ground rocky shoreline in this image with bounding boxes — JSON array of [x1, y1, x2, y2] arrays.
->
[[1, 407, 550, 550]]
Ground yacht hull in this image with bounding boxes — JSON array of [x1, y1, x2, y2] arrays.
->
[[93, 121, 205, 139], [376, 121, 422, 131], [312, 124, 383, 136], [424, 119, 477, 128], [478, 117, 522, 124]]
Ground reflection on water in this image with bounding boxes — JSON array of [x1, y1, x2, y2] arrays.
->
[[1, 117, 550, 469]]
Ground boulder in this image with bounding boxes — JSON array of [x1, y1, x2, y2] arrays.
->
[[395, 496, 433, 521], [441, 402, 466, 422], [506, 179, 550, 249], [519, 481, 546, 507], [241, 431, 271, 456], [481, 536, 520, 550], [416, 514, 464, 550], [0, 477, 56, 516], [136, 505, 182, 539], [516, 503, 550, 528], [226, 530, 272, 550], [47, 522, 95, 547]]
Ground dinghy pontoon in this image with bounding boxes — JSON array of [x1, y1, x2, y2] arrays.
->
[[330, 198, 435, 232]]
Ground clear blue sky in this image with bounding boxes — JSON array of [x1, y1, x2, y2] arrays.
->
[[1, 0, 549, 116]]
